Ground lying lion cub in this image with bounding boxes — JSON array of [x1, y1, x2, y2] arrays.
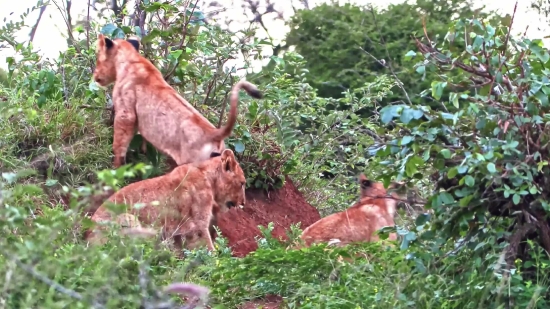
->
[[85, 149, 246, 251], [92, 33, 263, 169], [299, 175, 405, 247]]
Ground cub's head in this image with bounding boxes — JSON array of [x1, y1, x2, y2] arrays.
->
[[93, 33, 141, 87], [358, 173, 410, 217], [358, 173, 390, 199], [213, 149, 246, 212]]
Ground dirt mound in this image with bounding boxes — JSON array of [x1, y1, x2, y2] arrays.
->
[[215, 176, 321, 257]]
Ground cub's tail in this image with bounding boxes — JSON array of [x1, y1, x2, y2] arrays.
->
[[212, 79, 263, 141]]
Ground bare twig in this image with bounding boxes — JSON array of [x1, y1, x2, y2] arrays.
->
[[487, 1, 518, 98], [29, 1, 47, 43], [50, 0, 81, 53]]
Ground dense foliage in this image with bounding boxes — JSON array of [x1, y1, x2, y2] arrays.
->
[[0, 0, 549, 308], [285, 0, 503, 109]]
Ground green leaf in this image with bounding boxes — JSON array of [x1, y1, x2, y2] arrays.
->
[[447, 167, 458, 179], [100, 23, 118, 36], [459, 195, 473, 207], [513, 194, 520, 205], [404, 50, 416, 60], [401, 135, 414, 145], [530, 42, 550, 63], [431, 81, 446, 100], [270, 55, 285, 67], [234, 141, 245, 153], [485, 25, 495, 38], [449, 92, 459, 109], [440, 149, 451, 159], [486, 163, 496, 173], [405, 159, 418, 177], [134, 26, 143, 38], [400, 108, 415, 124], [380, 106, 397, 125], [404, 155, 424, 177], [440, 192, 455, 204], [113, 27, 126, 39], [416, 65, 425, 74], [464, 175, 475, 187], [473, 35, 483, 50]]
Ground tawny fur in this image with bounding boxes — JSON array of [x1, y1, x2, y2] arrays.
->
[[85, 149, 246, 252], [93, 34, 263, 169], [300, 175, 405, 247]]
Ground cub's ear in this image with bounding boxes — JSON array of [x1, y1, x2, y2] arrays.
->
[[126, 36, 140, 51], [221, 149, 236, 172], [97, 33, 114, 50]]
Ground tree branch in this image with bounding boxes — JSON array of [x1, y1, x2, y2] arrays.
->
[[29, 1, 47, 43]]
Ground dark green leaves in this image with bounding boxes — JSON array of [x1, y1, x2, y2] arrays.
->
[[405, 155, 424, 177], [100, 23, 125, 39], [529, 40, 550, 63], [447, 167, 458, 179], [440, 149, 452, 159], [439, 192, 455, 204], [100, 23, 117, 35], [415, 213, 431, 226]]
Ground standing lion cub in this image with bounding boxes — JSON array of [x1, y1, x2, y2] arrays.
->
[[93, 33, 263, 168], [85, 149, 246, 251]]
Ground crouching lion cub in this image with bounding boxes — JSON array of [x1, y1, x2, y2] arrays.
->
[[93, 33, 263, 169], [299, 175, 405, 248], [85, 149, 246, 251]]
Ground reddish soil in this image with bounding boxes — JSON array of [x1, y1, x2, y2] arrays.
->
[[215, 176, 321, 257]]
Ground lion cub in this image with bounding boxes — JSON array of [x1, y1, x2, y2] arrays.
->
[[86, 149, 246, 251], [299, 175, 404, 247], [93, 34, 263, 169]]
